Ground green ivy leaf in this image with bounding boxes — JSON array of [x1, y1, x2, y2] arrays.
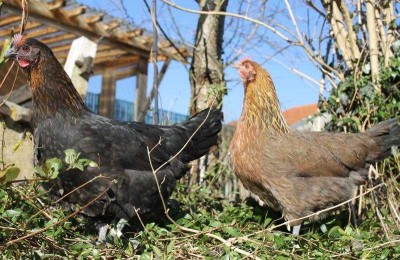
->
[[4, 209, 22, 218], [64, 149, 80, 165], [45, 158, 62, 179], [72, 163, 84, 171], [0, 38, 11, 64]]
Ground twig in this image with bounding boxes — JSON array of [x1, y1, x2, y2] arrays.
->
[[160, 0, 292, 43], [0, 66, 19, 107], [0, 63, 15, 91], [20, 0, 29, 34], [270, 181, 388, 231], [363, 239, 400, 251], [6, 177, 46, 184], [54, 174, 110, 204], [133, 207, 146, 230], [11, 186, 52, 221]]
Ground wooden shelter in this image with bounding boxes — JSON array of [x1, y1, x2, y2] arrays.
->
[[0, 0, 191, 122]]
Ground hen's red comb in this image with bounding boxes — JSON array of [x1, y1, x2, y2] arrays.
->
[[12, 34, 24, 47]]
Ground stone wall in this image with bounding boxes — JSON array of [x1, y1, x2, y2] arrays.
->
[[0, 119, 34, 180]]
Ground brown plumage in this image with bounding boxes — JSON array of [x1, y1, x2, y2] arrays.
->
[[229, 58, 400, 234]]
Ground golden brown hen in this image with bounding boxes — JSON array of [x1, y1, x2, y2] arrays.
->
[[229, 58, 400, 235]]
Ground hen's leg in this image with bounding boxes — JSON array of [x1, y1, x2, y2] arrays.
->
[[292, 224, 301, 236], [97, 222, 109, 242], [349, 202, 358, 228]]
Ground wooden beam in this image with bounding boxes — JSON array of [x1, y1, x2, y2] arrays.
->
[[52, 44, 72, 52], [134, 57, 148, 122], [1, 85, 31, 105], [95, 49, 127, 59], [0, 15, 20, 26], [52, 44, 111, 60], [0, 22, 42, 37], [45, 0, 64, 11], [53, 44, 110, 57], [0, 100, 31, 122], [104, 20, 120, 31], [85, 13, 104, 24], [27, 27, 59, 38], [116, 67, 137, 80], [124, 29, 144, 38], [93, 56, 140, 73], [65, 6, 86, 18], [41, 33, 76, 44], [98, 69, 117, 118], [92, 54, 127, 65], [138, 59, 171, 122]]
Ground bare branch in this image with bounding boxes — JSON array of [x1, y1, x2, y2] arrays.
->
[[161, 0, 294, 44]]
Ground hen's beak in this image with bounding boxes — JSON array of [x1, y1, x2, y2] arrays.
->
[[4, 47, 17, 59], [231, 62, 240, 69]]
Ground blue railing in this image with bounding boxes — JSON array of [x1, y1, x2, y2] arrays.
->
[[85, 92, 188, 125]]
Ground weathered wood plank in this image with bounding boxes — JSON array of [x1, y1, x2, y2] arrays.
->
[[0, 22, 41, 37], [41, 33, 76, 45], [134, 57, 148, 122], [45, 0, 64, 11], [0, 100, 31, 122], [98, 69, 117, 118], [116, 67, 137, 80], [0, 15, 20, 26], [93, 56, 140, 73]]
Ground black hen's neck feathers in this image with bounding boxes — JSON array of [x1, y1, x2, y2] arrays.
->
[[28, 50, 90, 125]]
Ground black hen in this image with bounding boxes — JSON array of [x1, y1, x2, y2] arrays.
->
[[5, 34, 223, 221]]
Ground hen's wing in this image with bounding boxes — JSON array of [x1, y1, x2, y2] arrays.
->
[[264, 131, 372, 179]]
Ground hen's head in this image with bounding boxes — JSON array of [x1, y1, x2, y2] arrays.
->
[[5, 34, 51, 70], [232, 58, 257, 83]]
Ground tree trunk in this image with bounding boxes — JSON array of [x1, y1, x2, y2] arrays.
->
[[188, 0, 228, 188], [365, 0, 380, 91]]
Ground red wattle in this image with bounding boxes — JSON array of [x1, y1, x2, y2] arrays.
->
[[17, 58, 30, 68]]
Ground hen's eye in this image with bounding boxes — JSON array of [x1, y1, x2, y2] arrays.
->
[[244, 64, 249, 69], [21, 45, 29, 51]]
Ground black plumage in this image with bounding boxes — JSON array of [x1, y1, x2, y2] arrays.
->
[[5, 35, 223, 220]]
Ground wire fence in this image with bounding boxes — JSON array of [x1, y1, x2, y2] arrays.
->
[[85, 92, 188, 125]]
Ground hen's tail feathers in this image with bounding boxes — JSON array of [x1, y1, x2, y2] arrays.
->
[[179, 108, 223, 163], [366, 119, 400, 163]]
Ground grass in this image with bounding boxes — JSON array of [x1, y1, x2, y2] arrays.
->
[[0, 152, 399, 259]]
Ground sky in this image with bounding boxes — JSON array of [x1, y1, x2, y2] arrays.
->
[[81, 0, 322, 123]]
